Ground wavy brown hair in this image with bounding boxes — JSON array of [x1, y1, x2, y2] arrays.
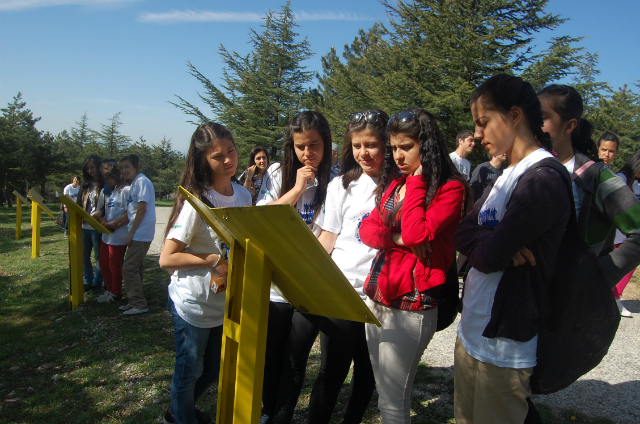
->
[[164, 122, 235, 238]]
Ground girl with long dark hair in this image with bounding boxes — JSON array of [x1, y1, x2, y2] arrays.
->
[[159, 122, 252, 424], [359, 107, 472, 423], [309, 109, 389, 424], [239, 145, 270, 205], [453, 75, 572, 423], [95, 159, 130, 304], [256, 111, 332, 424], [537, 85, 640, 319], [76, 154, 105, 293]]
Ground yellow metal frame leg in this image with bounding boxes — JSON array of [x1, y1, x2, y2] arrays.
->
[[31, 203, 41, 258], [16, 199, 23, 239], [217, 239, 272, 424]]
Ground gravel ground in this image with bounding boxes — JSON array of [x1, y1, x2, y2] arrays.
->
[[422, 301, 640, 424], [147, 206, 640, 423]]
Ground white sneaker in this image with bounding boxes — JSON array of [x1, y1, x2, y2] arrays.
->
[[616, 298, 632, 318], [97, 292, 113, 303], [119, 304, 134, 311], [123, 308, 148, 315], [260, 415, 271, 424]]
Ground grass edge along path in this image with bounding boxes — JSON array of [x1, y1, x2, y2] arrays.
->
[[0, 205, 619, 423]]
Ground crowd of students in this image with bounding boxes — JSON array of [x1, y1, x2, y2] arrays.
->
[[60, 73, 639, 424]]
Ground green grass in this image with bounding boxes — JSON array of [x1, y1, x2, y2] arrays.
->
[[155, 199, 174, 207], [0, 205, 618, 423]]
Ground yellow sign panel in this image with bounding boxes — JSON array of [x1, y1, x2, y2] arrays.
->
[[13, 191, 31, 240], [27, 189, 56, 219]]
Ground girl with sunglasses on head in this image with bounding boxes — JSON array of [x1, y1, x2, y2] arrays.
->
[[452, 74, 573, 424], [76, 154, 105, 293], [256, 111, 332, 424], [239, 145, 270, 205], [308, 109, 389, 424], [94, 159, 130, 304], [359, 108, 472, 423], [159, 122, 252, 424]]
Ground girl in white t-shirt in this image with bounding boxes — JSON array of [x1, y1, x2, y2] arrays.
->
[[255, 111, 333, 424], [119, 154, 156, 316], [95, 159, 130, 304], [159, 122, 251, 424], [309, 109, 389, 424]]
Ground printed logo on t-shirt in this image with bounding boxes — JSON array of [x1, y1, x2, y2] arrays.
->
[[218, 241, 230, 261], [355, 212, 370, 243], [108, 198, 115, 208], [299, 203, 314, 225], [127, 194, 133, 205], [478, 207, 499, 228]]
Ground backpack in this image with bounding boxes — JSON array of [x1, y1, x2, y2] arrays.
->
[[526, 158, 620, 395]]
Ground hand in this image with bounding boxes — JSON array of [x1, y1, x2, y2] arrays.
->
[[391, 231, 404, 246], [512, 247, 536, 267], [247, 165, 257, 179], [125, 233, 133, 247], [411, 241, 432, 259], [294, 165, 317, 192], [413, 165, 423, 176]]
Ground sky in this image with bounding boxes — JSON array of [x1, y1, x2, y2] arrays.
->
[[1, 0, 639, 154]]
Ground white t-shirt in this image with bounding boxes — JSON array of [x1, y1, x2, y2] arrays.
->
[[458, 148, 552, 369], [167, 183, 252, 328], [321, 174, 378, 300], [126, 173, 156, 242], [101, 186, 130, 246], [81, 182, 99, 230], [63, 184, 80, 202], [450, 151, 471, 179], [256, 163, 325, 303]]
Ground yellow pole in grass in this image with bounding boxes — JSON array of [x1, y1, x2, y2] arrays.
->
[[27, 189, 56, 259], [13, 191, 31, 240]]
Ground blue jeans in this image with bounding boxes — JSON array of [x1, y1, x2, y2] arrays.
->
[[168, 296, 223, 424], [82, 228, 103, 288]]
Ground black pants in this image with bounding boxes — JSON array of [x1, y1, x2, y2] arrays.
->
[[308, 317, 375, 424]]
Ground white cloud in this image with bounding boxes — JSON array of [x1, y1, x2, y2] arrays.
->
[[138, 9, 374, 24], [0, 0, 135, 11]]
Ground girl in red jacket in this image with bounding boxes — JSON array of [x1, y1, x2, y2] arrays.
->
[[359, 107, 472, 423]]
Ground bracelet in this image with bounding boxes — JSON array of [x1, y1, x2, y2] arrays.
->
[[210, 254, 221, 270]]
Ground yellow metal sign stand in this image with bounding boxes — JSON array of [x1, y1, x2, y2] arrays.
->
[[13, 190, 32, 240], [179, 186, 380, 424], [57, 193, 111, 310], [27, 189, 57, 258]]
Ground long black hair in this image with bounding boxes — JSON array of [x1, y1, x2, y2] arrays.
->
[[280, 111, 332, 221], [537, 84, 597, 160], [340, 109, 389, 189], [165, 122, 236, 238], [618, 150, 640, 186], [375, 107, 473, 218], [247, 146, 270, 169], [471, 74, 552, 153], [81, 154, 104, 192]]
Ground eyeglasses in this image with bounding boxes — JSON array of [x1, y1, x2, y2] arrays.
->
[[348, 111, 383, 125], [388, 110, 417, 125]]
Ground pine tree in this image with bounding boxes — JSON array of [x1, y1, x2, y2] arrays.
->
[[70, 111, 94, 148], [99, 112, 131, 158], [172, 1, 313, 161]]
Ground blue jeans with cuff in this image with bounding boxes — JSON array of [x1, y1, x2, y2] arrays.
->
[[168, 296, 223, 424], [82, 228, 103, 289]]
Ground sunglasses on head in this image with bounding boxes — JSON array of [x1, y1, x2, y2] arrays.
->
[[348, 111, 383, 125], [388, 110, 417, 125]]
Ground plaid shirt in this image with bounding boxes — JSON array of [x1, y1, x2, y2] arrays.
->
[[363, 183, 442, 311]]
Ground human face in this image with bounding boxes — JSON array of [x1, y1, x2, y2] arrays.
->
[[471, 100, 516, 158], [72, 177, 80, 187], [390, 133, 421, 175], [599, 140, 618, 166], [539, 95, 571, 151], [293, 129, 324, 168], [254, 151, 268, 170], [206, 138, 238, 180], [459, 136, 475, 155], [351, 130, 385, 177], [85, 161, 98, 179], [119, 160, 137, 181], [102, 171, 116, 187]]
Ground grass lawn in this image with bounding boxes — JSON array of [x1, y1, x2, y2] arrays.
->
[[0, 204, 629, 423]]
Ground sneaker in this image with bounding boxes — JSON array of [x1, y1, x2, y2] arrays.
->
[[119, 304, 134, 311], [162, 407, 212, 424], [260, 415, 272, 424], [616, 298, 633, 318], [123, 308, 148, 315], [97, 291, 113, 303], [108, 294, 123, 303]]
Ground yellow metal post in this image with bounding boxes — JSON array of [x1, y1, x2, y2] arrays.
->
[[31, 200, 41, 258], [216, 239, 272, 424], [16, 198, 23, 240], [67, 208, 85, 309]]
